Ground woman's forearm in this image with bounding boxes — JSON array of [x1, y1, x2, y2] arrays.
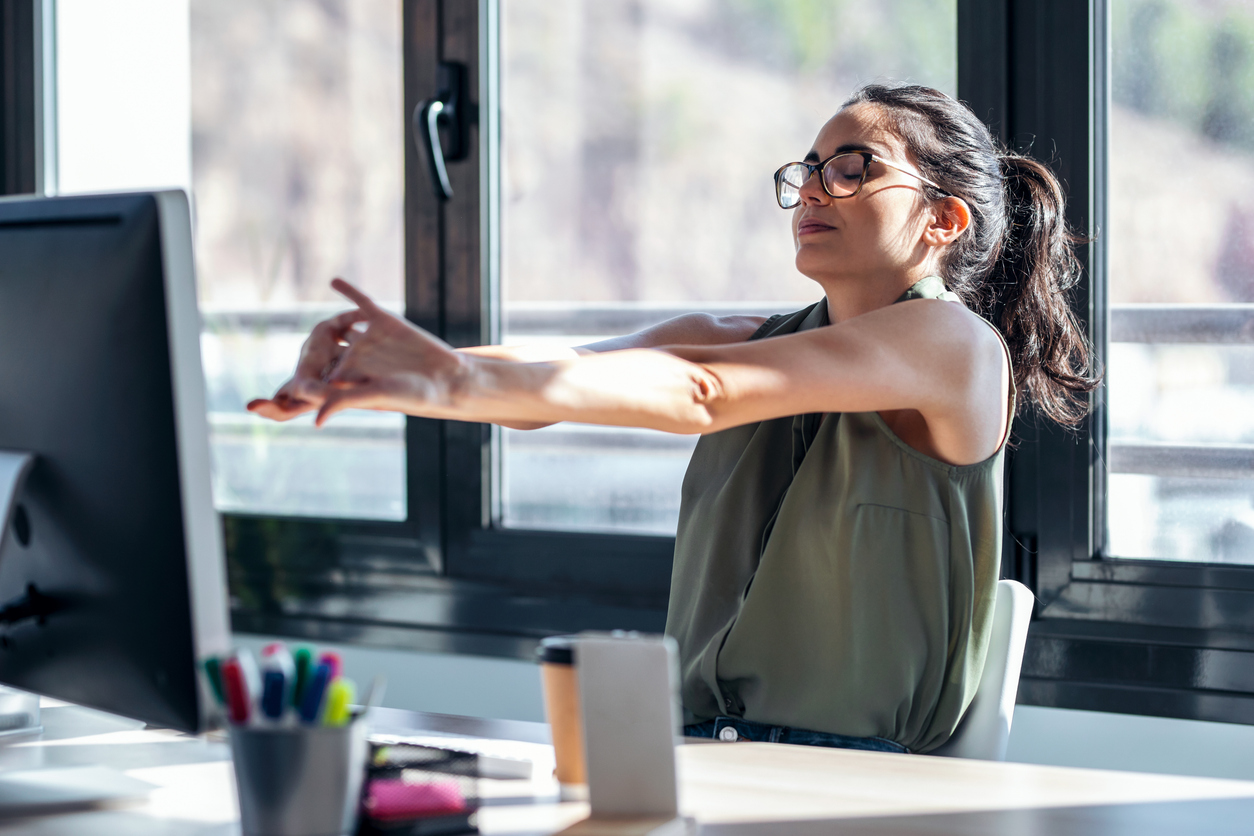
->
[[451, 348, 725, 434], [459, 343, 588, 363], [258, 279, 761, 432], [456, 344, 589, 429]]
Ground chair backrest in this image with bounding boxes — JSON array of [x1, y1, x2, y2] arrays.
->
[[930, 579, 1034, 761]]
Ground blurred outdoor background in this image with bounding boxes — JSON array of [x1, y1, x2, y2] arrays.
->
[[189, 1, 407, 521], [1107, 0, 1254, 562]]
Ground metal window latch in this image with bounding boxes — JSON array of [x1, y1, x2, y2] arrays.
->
[[414, 61, 474, 202]]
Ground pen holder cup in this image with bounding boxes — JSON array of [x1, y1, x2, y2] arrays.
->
[[229, 719, 369, 836]]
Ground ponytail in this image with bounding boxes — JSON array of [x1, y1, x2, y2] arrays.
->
[[992, 154, 1099, 426], [841, 84, 1101, 427]]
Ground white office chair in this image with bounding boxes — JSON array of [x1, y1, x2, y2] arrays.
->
[[930, 579, 1034, 761]]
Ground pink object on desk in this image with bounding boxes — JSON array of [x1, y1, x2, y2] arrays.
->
[[364, 779, 466, 821]]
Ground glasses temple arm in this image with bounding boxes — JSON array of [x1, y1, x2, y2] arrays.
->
[[872, 156, 949, 194]]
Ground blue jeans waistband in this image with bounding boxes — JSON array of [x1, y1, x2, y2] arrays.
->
[[684, 716, 909, 754]]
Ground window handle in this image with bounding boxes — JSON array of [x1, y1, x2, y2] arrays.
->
[[419, 99, 453, 200], [414, 62, 471, 202]]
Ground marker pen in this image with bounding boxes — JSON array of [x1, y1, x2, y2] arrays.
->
[[318, 651, 342, 681], [234, 648, 262, 712], [221, 658, 250, 725], [322, 678, 356, 727], [299, 662, 332, 724], [260, 644, 295, 712], [260, 669, 288, 722], [203, 657, 226, 707], [292, 647, 314, 709]]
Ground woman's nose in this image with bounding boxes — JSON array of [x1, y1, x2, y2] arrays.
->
[[798, 168, 829, 205]]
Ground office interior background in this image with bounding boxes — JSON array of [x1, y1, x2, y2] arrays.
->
[[8, 0, 1254, 779]]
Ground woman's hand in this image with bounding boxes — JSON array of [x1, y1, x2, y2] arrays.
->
[[247, 278, 467, 427], [244, 300, 363, 422]]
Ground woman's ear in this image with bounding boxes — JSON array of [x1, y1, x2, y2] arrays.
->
[[923, 196, 971, 247]]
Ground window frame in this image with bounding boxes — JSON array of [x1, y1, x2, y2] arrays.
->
[[965, 0, 1254, 727], [0, 0, 38, 195], [225, 0, 670, 655]]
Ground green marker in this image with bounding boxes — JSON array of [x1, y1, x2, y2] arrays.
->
[[292, 646, 314, 708], [204, 657, 226, 706]]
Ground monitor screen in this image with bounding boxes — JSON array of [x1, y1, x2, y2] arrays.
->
[[0, 190, 230, 732]]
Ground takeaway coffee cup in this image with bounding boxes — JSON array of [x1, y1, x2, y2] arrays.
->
[[538, 636, 585, 791], [229, 718, 368, 836]]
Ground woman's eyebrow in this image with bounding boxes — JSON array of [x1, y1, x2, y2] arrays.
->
[[834, 143, 878, 155], [804, 143, 882, 163]]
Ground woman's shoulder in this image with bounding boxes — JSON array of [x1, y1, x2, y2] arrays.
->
[[876, 297, 1004, 357]]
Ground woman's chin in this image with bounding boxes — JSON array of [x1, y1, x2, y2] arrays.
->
[[795, 247, 841, 280]]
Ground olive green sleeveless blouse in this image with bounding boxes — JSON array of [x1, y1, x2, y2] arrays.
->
[[664, 276, 1011, 753]]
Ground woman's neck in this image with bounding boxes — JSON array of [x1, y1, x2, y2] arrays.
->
[[816, 270, 929, 324]]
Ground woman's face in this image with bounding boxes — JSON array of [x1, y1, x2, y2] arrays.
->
[[791, 103, 939, 290]]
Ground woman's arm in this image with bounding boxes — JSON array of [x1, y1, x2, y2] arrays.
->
[[251, 280, 1008, 465], [460, 311, 767, 362], [247, 283, 766, 429], [455, 315, 767, 429]]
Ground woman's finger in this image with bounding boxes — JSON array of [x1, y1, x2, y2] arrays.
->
[[315, 382, 384, 427], [331, 277, 382, 315], [247, 396, 313, 421], [341, 322, 369, 346], [326, 307, 369, 332], [326, 365, 370, 386], [323, 346, 368, 385], [303, 314, 364, 356]]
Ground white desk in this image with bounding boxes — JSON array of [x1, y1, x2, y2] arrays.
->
[[4, 700, 1254, 835]]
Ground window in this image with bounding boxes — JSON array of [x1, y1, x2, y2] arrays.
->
[[1107, 0, 1254, 564], [970, 0, 1254, 728], [496, 0, 957, 534], [52, 0, 408, 522], [193, 1, 407, 521], [40, 1, 442, 649]]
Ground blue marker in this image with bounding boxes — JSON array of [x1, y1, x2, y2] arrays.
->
[[260, 644, 295, 716], [298, 662, 332, 724], [260, 669, 287, 721]]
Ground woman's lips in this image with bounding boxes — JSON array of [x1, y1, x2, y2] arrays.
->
[[797, 219, 835, 235]]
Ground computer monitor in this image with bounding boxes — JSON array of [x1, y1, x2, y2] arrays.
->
[[0, 190, 230, 733]]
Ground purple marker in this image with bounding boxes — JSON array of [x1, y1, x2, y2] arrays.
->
[[317, 651, 342, 681]]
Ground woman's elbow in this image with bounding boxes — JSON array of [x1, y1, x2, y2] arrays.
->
[[496, 420, 556, 431]]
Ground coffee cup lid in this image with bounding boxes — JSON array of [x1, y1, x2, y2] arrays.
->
[[537, 636, 575, 665]]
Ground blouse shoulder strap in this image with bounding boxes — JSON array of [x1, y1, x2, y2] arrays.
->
[[748, 302, 820, 342]]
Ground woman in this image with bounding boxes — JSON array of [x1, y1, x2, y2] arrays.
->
[[249, 84, 1098, 754]]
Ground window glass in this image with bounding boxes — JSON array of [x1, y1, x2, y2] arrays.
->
[[1109, 0, 1254, 562], [498, 0, 957, 534], [55, 0, 191, 194], [56, 0, 407, 522], [191, 0, 405, 520]]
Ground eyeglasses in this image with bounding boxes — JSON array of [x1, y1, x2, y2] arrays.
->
[[773, 151, 950, 209]]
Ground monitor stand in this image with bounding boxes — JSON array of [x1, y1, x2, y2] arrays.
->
[[0, 453, 42, 738], [0, 451, 33, 554], [0, 687, 40, 739]]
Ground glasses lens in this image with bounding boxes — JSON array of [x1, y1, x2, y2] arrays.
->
[[823, 154, 867, 196], [776, 164, 807, 208]]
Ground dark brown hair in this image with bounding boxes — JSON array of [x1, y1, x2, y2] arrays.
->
[[843, 84, 1100, 426]]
